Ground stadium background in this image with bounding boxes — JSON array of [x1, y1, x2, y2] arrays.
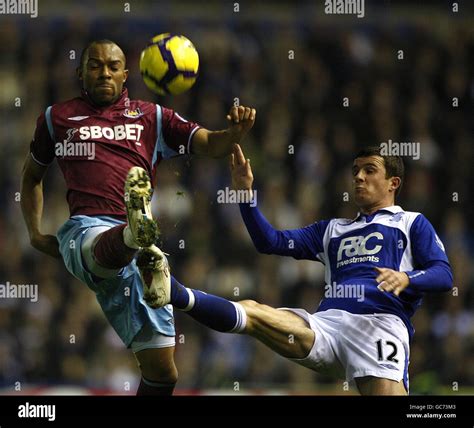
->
[[0, 0, 473, 395]]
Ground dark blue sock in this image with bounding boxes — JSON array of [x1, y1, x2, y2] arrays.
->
[[170, 276, 192, 309], [170, 276, 246, 333]]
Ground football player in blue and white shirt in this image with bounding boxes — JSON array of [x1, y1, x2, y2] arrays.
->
[[154, 144, 453, 395]]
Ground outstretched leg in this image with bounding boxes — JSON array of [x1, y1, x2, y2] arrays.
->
[[170, 277, 315, 360], [81, 167, 170, 309]]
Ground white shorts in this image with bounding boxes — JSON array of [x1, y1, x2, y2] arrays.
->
[[285, 308, 410, 391], [130, 321, 175, 353]]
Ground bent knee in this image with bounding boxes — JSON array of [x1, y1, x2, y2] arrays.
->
[[135, 348, 178, 384], [141, 361, 178, 384]]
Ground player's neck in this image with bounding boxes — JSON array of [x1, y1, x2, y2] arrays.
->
[[81, 88, 127, 108], [359, 200, 396, 216]]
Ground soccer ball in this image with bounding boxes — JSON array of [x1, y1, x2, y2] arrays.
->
[[139, 33, 199, 96]]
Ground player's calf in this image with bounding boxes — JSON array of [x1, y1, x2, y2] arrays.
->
[[239, 300, 315, 359], [167, 278, 314, 359], [124, 166, 159, 248]]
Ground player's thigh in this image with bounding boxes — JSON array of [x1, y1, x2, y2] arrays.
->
[[134, 346, 178, 383], [132, 322, 177, 383], [239, 300, 315, 359], [355, 376, 407, 396], [340, 313, 410, 395]]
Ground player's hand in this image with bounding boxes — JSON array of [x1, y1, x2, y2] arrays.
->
[[230, 144, 254, 192], [30, 233, 61, 259], [226, 105, 256, 143], [375, 267, 409, 296]]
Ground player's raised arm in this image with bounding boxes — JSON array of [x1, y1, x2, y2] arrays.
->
[[191, 105, 256, 158], [20, 154, 60, 258], [231, 144, 328, 261]]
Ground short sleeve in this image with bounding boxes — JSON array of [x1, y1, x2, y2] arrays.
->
[[157, 105, 200, 160], [30, 111, 55, 166]]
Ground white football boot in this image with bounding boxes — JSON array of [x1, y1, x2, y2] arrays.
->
[[124, 167, 170, 308], [124, 166, 159, 248], [136, 245, 171, 309]]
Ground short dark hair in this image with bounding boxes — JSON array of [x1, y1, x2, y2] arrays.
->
[[354, 146, 404, 197], [79, 39, 122, 69]]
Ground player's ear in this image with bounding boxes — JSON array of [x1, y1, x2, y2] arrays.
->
[[123, 68, 129, 83], [389, 176, 401, 193], [76, 66, 83, 81]]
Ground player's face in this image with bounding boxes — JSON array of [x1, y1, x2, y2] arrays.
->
[[79, 44, 128, 106], [352, 156, 397, 211]]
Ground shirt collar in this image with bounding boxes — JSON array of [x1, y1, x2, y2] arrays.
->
[[354, 205, 404, 221]]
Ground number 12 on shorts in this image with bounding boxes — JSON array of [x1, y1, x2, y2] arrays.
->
[[376, 339, 399, 363]]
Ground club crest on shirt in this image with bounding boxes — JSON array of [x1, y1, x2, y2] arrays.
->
[[123, 108, 144, 119], [389, 212, 404, 222]]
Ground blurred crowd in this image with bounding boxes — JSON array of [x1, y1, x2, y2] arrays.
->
[[0, 1, 473, 394]]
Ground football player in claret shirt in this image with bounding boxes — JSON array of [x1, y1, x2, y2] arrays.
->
[[156, 144, 453, 395], [20, 39, 256, 395]]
